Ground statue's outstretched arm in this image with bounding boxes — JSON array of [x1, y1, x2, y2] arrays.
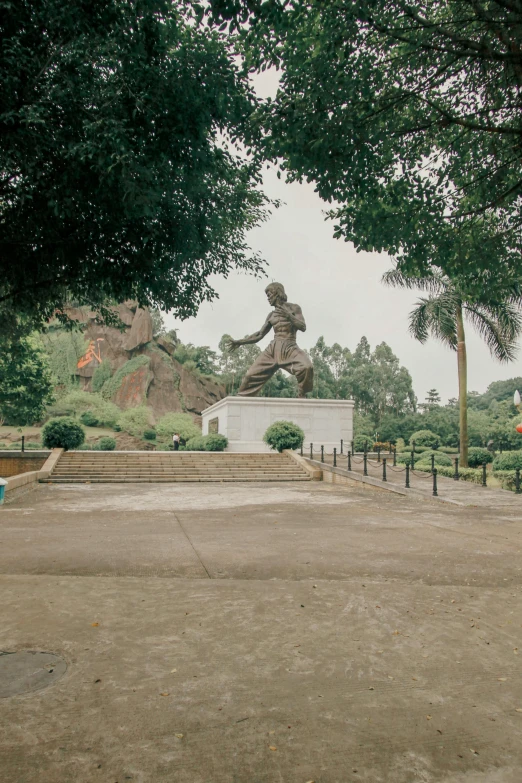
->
[[227, 317, 272, 351]]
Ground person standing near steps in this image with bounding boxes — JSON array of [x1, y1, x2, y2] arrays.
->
[[172, 433, 180, 451]]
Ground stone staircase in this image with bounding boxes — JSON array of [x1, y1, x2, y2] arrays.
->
[[43, 451, 311, 483]]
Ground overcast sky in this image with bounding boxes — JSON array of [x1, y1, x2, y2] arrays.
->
[[164, 72, 522, 405]]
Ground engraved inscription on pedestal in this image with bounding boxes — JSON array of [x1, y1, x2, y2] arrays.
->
[[208, 417, 219, 434]]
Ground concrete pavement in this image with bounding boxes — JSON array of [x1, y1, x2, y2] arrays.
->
[[1, 481, 522, 783]]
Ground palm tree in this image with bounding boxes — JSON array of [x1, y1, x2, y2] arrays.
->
[[383, 269, 522, 467]]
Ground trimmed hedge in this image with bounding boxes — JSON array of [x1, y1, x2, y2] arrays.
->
[[467, 447, 493, 468], [185, 436, 207, 451], [492, 451, 522, 471], [263, 421, 304, 453], [493, 470, 519, 491], [143, 429, 157, 441], [417, 450, 453, 466], [436, 465, 483, 483], [42, 417, 85, 450]]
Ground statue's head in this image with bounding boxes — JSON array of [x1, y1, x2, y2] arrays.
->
[[265, 282, 287, 306]]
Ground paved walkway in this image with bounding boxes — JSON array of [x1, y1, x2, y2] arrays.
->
[[316, 451, 522, 508], [1, 481, 522, 783]]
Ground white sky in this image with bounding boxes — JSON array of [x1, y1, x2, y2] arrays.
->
[[164, 71, 522, 405]]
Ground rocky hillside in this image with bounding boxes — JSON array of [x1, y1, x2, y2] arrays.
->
[[67, 302, 225, 419]]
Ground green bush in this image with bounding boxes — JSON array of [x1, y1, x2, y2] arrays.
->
[[91, 360, 113, 393], [439, 446, 459, 454], [185, 435, 207, 451], [493, 470, 518, 491], [26, 441, 42, 449], [354, 434, 374, 452], [409, 430, 441, 449], [204, 433, 228, 451], [492, 450, 522, 471], [52, 390, 120, 427], [396, 451, 413, 465], [143, 429, 157, 441], [412, 461, 435, 473], [42, 417, 85, 450], [80, 410, 99, 427], [94, 436, 116, 451], [116, 406, 154, 437], [436, 465, 483, 483], [467, 447, 493, 468], [418, 450, 453, 466], [77, 443, 92, 450], [263, 421, 304, 453], [156, 412, 201, 443]]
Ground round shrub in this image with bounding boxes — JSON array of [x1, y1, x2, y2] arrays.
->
[[143, 429, 157, 441], [467, 447, 493, 468], [418, 450, 453, 466], [396, 451, 413, 465], [80, 410, 99, 427], [185, 436, 207, 451], [492, 450, 522, 471], [409, 430, 441, 449], [42, 417, 85, 450], [354, 434, 373, 452], [205, 434, 228, 451], [95, 437, 116, 451], [263, 421, 304, 453]]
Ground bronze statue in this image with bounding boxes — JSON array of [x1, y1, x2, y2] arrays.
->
[[227, 282, 313, 398]]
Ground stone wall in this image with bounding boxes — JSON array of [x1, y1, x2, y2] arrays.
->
[[0, 452, 50, 478]]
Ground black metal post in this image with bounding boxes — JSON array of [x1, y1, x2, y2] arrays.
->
[[393, 448, 397, 467], [300, 441, 303, 457], [21, 435, 25, 452], [432, 468, 438, 497], [340, 439, 343, 455], [454, 457, 459, 481], [405, 463, 410, 488], [410, 450, 415, 470], [333, 448, 337, 467], [363, 450, 368, 476], [351, 440, 354, 455], [516, 468, 521, 494], [310, 443, 313, 460], [348, 450, 352, 471], [377, 446, 381, 463], [482, 462, 487, 487], [431, 454, 435, 473], [321, 445, 324, 463], [382, 458, 387, 482]]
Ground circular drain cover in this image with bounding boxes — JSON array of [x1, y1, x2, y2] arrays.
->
[[0, 651, 67, 697]]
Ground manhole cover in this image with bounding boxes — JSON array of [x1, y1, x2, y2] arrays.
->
[[0, 651, 67, 697]]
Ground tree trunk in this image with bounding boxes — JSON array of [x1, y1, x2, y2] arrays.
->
[[456, 305, 468, 467]]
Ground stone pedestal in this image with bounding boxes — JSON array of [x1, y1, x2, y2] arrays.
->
[[201, 396, 354, 453]]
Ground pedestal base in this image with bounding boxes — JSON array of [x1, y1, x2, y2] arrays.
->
[[201, 396, 354, 453]]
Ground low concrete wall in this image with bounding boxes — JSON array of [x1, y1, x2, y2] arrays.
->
[[284, 450, 322, 480], [0, 451, 50, 478], [2, 449, 63, 503]]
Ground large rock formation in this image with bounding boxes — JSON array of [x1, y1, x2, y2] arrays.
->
[[70, 304, 224, 419]]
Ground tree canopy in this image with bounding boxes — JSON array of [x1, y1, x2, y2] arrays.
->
[[0, 0, 271, 334], [209, 0, 522, 290]]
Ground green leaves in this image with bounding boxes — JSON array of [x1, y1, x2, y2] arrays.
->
[[0, 0, 272, 331], [210, 0, 522, 287]]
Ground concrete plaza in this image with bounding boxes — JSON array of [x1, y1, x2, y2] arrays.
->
[[1, 480, 522, 783]]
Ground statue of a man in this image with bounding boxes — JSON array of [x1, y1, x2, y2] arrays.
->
[[227, 282, 314, 398]]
